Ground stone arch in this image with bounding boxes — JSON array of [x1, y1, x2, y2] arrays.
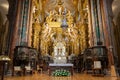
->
[[116, 12, 120, 27], [112, 0, 120, 24], [0, 12, 4, 53], [0, 0, 9, 53], [115, 11, 120, 48], [112, 0, 120, 67], [0, 12, 3, 27], [0, 0, 9, 23], [114, 11, 120, 67]]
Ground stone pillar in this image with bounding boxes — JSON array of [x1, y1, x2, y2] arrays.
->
[[7, 0, 20, 59], [102, 0, 114, 66], [18, 0, 32, 46], [88, 0, 94, 47], [90, 0, 97, 46], [97, 0, 105, 45], [102, 0, 117, 77], [89, 0, 116, 73], [7, 0, 32, 65]]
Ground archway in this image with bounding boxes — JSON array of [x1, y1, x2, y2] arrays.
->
[[112, 0, 120, 67], [0, 0, 9, 23], [0, 0, 9, 53]]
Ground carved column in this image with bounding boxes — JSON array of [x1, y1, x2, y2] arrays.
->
[[32, 22, 41, 50]]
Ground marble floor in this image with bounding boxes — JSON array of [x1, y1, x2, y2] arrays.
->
[[4, 72, 119, 80]]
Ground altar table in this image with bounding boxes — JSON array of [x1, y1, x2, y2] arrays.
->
[[49, 63, 73, 75]]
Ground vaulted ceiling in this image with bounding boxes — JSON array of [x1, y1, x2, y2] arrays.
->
[[44, 0, 76, 13], [0, 0, 120, 24]]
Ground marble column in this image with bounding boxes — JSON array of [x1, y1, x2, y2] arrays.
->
[[19, 0, 31, 46], [8, 0, 21, 59], [88, 0, 94, 47], [7, 0, 32, 64], [102, 0, 114, 65], [97, 0, 105, 45], [90, 0, 97, 46]]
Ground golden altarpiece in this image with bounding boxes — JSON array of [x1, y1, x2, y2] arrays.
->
[[0, 0, 117, 76], [30, 0, 114, 75], [40, 3, 80, 63], [32, 0, 89, 59]]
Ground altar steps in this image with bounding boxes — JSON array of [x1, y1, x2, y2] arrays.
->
[[4, 72, 119, 80]]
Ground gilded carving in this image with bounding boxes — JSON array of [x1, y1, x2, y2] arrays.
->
[[32, 0, 89, 55]]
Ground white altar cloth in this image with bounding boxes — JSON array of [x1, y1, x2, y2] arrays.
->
[[49, 63, 73, 66]]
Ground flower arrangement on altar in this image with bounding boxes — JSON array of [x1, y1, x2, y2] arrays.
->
[[52, 69, 71, 76]]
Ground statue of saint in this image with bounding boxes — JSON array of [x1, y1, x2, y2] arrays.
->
[[59, 7, 62, 15], [46, 11, 53, 22]]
